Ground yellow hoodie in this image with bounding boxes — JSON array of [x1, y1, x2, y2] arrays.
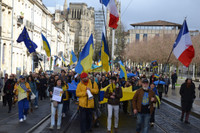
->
[[76, 79, 99, 108]]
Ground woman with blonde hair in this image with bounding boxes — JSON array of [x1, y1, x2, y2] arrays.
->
[[14, 75, 31, 122]]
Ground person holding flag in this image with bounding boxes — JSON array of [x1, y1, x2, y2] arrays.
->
[[13, 75, 31, 122], [104, 76, 122, 133]]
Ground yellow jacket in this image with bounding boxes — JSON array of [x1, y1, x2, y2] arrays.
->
[[62, 84, 69, 101], [14, 82, 31, 101], [76, 80, 99, 108]]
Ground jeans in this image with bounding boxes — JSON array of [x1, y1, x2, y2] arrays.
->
[[164, 85, 169, 95], [34, 91, 38, 106], [50, 102, 63, 126], [107, 104, 119, 131], [6, 94, 13, 111], [18, 98, 29, 120], [150, 109, 155, 123], [136, 113, 150, 133], [172, 83, 176, 90], [62, 100, 70, 114], [79, 107, 93, 133]]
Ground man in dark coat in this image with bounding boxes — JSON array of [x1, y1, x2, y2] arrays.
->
[[171, 72, 177, 90], [3, 74, 16, 113], [179, 78, 196, 124]]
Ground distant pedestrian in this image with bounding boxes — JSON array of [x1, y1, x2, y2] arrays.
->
[[14, 75, 31, 122], [171, 72, 177, 90], [179, 78, 196, 124], [157, 75, 164, 101], [132, 78, 157, 133], [39, 74, 47, 100], [3, 73, 8, 106], [149, 83, 158, 127], [3, 74, 16, 113], [27, 76, 38, 109], [104, 76, 122, 133], [164, 75, 170, 97]]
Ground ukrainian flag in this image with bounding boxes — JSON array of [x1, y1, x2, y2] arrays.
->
[[70, 50, 77, 65], [119, 60, 127, 81], [97, 59, 102, 66], [154, 74, 159, 79], [75, 34, 94, 74], [61, 54, 67, 66], [100, 32, 110, 72], [41, 33, 51, 57]]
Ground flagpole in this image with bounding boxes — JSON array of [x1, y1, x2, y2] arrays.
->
[[111, 29, 115, 73]]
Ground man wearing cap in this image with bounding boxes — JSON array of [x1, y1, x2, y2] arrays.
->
[[132, 78, 157, 133], [104, 76, 122, 133], [76, 72, 99, 133], [14, 75, 31, 122]]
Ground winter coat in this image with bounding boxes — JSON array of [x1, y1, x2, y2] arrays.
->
[[132, 88, 157, 115], [3, 79, 16, 95], [76, 79, 99, 108], [171, 73, 177, 84], [164, 78, 170, 86], [104, 84, 123, 105], [28, 81, 37, 94], [179, 82, 196, 112]]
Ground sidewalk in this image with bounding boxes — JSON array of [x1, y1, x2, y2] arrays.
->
[[162, 79, 200, 118], [0, 98, 51, 133]]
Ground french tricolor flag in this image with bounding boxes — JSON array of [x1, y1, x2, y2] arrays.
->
[[100, 0, 119, 29], [173, 20, 195, 67]]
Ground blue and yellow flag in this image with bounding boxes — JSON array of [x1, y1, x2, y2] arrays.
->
[[61, 54, 67, 66], [75, 34, 94, 74], [70, 50, 77, 65], [97, 59, 102, 66], [100, 32, 110, 72], [17, 27, 37, 53], [119, 60, 127, 81], [41, 33, 51, 57], [154, 74, 159, 79]]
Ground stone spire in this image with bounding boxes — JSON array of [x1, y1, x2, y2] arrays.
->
[[63, 0, 68, 11]]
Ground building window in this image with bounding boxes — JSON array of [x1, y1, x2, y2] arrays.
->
[[2, 43, 6, 64], [136, 34, 140, 42], [143, 34, 147, 41]]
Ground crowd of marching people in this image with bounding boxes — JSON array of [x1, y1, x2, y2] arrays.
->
[[0, 68, 196, 133]]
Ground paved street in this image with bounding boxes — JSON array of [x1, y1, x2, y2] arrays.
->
[[0, 99, 50, 133], [66, 102, 200, 133]]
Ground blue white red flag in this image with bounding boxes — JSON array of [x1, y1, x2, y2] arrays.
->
[[100, 0, 119, 29], [173, 20, 195, 67]]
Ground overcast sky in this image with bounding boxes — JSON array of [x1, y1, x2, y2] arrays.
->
[[43, 0, 200, 31]]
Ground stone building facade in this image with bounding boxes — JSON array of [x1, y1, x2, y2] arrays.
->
[[67, 3, 95, 54], [0, 0, 74, 76]]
